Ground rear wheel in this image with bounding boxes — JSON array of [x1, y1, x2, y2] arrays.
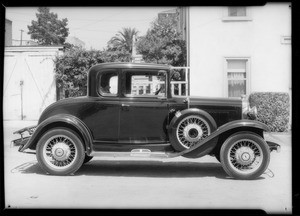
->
[[36, 128, 85, 175], [220, 132, 270, 180]]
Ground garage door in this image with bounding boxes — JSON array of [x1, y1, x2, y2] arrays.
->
[[4, 47, 61, 120], [3, 52, 22, 120]]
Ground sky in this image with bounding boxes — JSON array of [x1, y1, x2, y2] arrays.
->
[[5, 6, 176, 50]]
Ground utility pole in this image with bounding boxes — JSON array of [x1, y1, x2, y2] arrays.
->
[[131, 35, 136, 62], [20, 80, 24, 120], [20, 29, 24, 46]]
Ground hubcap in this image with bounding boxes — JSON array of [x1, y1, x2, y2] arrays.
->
[[176, 115, 210, 148], [228, 139, 263, 174], [235, 146, 255, 166], [43, 135, 77, 169], [51, 143, 71, 161]]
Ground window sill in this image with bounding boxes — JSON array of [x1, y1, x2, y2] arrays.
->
[[124, 94, 166, 99], [222, 16, 252, 22]]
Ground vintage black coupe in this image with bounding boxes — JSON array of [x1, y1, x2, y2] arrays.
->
[[15, 63, 280, 179]]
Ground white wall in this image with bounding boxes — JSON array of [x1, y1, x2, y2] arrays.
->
[[4, 46, 63, 120], [189, 3, 291, 97]]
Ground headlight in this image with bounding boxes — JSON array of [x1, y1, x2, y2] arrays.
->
[[247, 106, 257, 120], [242, 95, 257, 120]]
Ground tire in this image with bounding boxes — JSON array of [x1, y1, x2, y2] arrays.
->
[[36, 128, 85, 175], [83, 155, 93, 164], [169, 113, 216, 152], [220, 132, 270, 180]]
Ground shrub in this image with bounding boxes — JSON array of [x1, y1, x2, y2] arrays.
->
[[55, 47, 105, 98], [55, 46, 133, 99], [248, 92, 290, 132]]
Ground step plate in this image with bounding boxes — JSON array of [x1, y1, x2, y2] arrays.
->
[[90, 149, 175, 159]]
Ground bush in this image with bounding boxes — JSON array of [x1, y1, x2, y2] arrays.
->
[[55, 46, 133, 99], [248, 92, 290, 132], [55, 47, 105, 98]]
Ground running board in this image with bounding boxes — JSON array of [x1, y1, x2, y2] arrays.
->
[[90, 149, 178, 159]]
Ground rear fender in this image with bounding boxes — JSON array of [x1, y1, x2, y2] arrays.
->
[[18, 114, 93, 155], [169, 119, 270, 157]]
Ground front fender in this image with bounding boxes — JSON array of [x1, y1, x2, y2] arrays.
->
[[18, 114, 93, 155], [168, 119, 270, 157]]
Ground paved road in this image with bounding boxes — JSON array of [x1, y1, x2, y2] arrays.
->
[[4, 121, 292, 213]]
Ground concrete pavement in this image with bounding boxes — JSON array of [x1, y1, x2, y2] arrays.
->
[[3, 120, 292, 213]]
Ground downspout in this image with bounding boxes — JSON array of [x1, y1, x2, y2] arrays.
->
[[20, 80, 24, 120], [185, 6, 191, 109], [186, 6, 190, 97]]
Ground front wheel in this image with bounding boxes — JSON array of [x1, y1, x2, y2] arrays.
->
[[36, 128, 85, 175], [220, 132, 270, 180]]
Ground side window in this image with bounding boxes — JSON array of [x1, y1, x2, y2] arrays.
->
[[98, 71, 118, 96], [124, 70, 166, 97]]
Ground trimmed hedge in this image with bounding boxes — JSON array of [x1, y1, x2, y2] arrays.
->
[[248, 92, 290, 132]]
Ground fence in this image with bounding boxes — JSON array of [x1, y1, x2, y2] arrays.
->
[[170, 66, 190, 96], [128, 66, 190, 97]]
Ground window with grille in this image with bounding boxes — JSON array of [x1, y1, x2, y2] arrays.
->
[[225, 58, 250, 98], [222, 7, 252, 21], [228, 7, 247, 17]]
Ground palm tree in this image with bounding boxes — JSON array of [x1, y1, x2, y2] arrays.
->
[[108, 27, 139, 53]]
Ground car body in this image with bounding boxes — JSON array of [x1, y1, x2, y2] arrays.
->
[[15, 62, 280, 179]]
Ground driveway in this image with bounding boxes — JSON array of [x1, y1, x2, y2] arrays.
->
[[3, 121, 292, 213]]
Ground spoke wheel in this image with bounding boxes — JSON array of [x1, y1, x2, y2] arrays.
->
[[228, 139, 263, 174], [220, 132, 270, 180], [43, 135, 77, 169], [36, 128, 85, 175], [176, 115, 211, 149]]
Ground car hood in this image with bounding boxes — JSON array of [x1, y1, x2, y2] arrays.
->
[[172, 96, 243, 127], [188, 96, 242, 107]]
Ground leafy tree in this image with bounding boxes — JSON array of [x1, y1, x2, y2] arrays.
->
[[55, 47, 105, 98], [28, 7, 69, 45], [108, 27, 139, 53], [101, 47, 132, 63], [136, 12, 186, 66], [54, 27, 138, 99]]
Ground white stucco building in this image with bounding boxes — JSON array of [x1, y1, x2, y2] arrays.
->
[[4, 46, 63, 120], [186, 3, 291, 98]]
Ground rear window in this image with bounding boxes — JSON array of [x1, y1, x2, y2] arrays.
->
[[124, 70, 167, 97], [98, 70, 118, 96]]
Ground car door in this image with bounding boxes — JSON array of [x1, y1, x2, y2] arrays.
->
[[89, 69, 120, 149], [118, 69, 170, 144]]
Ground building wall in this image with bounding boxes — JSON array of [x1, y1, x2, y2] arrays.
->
[[5, 19, 12, 46], [4, 46, 63, 120], [189, 3, 291, 98]]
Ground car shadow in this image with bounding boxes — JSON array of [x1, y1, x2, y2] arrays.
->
[[11, 159, 265, 180], [78, 160, 229, 179]]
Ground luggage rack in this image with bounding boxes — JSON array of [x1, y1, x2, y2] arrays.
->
[[12, 125, 36, 146]]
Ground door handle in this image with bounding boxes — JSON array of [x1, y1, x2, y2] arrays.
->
[[121, 104, 130, 107]]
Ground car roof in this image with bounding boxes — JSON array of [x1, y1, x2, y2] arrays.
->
[[89, 62, 171, 73]]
